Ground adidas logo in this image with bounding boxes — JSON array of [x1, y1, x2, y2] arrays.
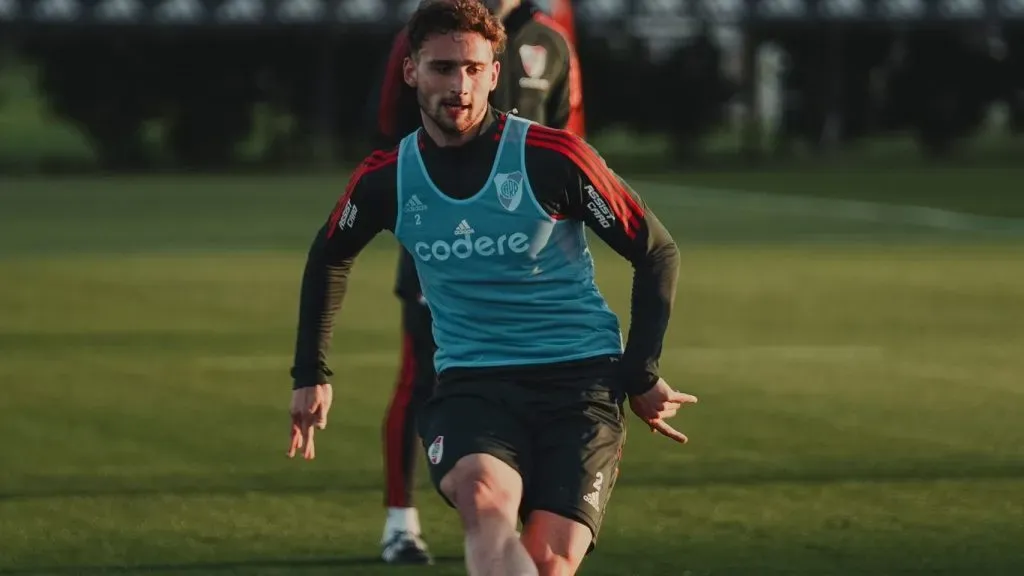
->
[[453, 219, 474, 236], [404, 195, 428, 213], [583, 491, 600, 511]]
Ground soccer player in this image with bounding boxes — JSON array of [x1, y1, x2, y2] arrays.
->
[[287, 1, 698, 574], [368, 0, 586, 564]]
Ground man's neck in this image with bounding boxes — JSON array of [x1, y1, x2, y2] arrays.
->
[[421, 109, 493, 148]]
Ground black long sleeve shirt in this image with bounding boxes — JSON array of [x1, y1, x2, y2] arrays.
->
[[291, 110, 679, 396]]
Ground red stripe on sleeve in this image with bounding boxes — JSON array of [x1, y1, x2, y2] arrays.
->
[[378, 29, 411, 139], [326, 150, 398, 239], [525, 126, 643, 238]]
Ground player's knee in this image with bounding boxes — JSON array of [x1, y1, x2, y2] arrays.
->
[[521, 540, 585, 576], [440, 455, 521, 527], [452, 478, 515, 529], [531, 554, 579, 576], [521, 511, 591, 576]]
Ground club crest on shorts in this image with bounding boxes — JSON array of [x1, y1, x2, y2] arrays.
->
[[428, 435, 444, 465], [494, 171, 524, 212]]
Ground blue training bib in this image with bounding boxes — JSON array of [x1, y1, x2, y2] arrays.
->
[[394, 115, 623, 373]]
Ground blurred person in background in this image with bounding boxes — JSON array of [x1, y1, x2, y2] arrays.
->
[[365, 0, 586, 564]]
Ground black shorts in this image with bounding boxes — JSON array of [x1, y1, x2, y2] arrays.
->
[[418, 357, 626, 551]]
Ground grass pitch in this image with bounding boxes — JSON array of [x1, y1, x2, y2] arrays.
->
[[1, 170, 1023, 575]]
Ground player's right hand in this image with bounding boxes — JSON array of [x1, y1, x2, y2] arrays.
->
[[288, 383, 333, 460], [628, 378, 698, 444]]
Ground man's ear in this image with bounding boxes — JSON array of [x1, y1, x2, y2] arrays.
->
[[403, 56, 417, 88], [489, 61, 500, 91]]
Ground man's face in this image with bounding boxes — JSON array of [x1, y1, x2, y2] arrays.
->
[[404, 31, 500, 138]]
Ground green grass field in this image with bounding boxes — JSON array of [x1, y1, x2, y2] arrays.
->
[[1, 170, 1024, 575]]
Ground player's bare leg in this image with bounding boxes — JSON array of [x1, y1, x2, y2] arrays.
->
[[520, 510, 592, 576], [440, 454, 538, 576]]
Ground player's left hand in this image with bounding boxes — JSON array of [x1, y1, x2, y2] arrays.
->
[[288, 383, 333, 460], [628, 378, 698, 444]]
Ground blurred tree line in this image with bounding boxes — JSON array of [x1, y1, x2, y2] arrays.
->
[[0, 19, 1023, 174]]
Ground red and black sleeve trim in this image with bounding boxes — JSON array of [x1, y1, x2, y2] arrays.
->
[[524, 125, 643, 238], [327, 149, 399, 239]]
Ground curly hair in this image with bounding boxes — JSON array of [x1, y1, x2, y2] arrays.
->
[[407, 0, 507, 58]]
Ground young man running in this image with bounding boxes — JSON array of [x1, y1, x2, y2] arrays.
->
[[289, 2, 697, 574]]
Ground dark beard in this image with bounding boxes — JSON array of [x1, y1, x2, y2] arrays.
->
[[418, 91, 485, 136]]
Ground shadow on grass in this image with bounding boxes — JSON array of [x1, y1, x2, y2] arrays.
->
[[0, 555, 465, 575]]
